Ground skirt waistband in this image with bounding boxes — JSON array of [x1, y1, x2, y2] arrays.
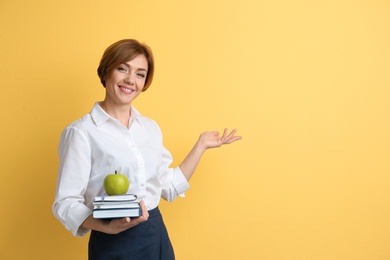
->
[[146, 206, 161, 220]]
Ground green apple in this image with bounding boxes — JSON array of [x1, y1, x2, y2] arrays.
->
[[103, 171, 130, 195]]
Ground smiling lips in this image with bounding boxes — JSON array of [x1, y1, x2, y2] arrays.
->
[[119, 85, 134, 94]]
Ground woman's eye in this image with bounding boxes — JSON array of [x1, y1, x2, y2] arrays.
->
[[118, 67, 128, 73], [137, 73, 146, 78]]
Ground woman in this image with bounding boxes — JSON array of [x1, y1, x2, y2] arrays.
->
[[52, 39, 242, 259]]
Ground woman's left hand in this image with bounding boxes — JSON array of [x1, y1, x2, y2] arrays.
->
[[179, 128, 242, 181], [199, 128, 242, 150]]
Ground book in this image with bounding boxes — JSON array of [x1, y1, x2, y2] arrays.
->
[[93, 207, 141, 219], [92, 193, 141, 219], [93, 200, 141, 210], [94, 193, 138, 202]]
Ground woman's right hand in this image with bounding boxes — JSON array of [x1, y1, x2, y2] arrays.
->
[[104, 200, 149, 234]]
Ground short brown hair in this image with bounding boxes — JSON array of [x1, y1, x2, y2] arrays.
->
[[97, 39, 154, 91]]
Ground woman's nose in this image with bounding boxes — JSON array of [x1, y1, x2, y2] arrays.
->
[[124, 73, 135, 84]]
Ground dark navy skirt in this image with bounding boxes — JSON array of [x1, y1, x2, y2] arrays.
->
[[88, 207, 175, 260]]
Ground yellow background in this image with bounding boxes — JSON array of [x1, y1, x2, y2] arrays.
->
[[1, 1, 390, 259]]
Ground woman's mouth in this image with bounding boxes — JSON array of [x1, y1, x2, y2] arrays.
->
[[119, 86, 133, 93]]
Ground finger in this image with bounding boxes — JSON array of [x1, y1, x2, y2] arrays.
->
[[220, 128, 228, 143], [225, 136, 242, 144], [113, 217, 130, 224], [140, 200, 149, 218], [227, 129, 238, 139], [221, 129, 237, 144], [223, 128, 228, 137], [226, 129, 237, 141], [127, 202, 148, 227]]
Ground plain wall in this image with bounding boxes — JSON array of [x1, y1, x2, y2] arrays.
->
[[1, 1, 390, 259]]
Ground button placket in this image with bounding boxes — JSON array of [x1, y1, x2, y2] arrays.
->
[[126, 134, 147, 193]]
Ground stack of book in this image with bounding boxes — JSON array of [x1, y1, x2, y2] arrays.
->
[[92, 194, 141, 219]]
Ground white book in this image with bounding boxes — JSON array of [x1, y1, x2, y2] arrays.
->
[[93, 201, 140, 209], [94, 194, 138, 202], [93, 207, 141, 219]]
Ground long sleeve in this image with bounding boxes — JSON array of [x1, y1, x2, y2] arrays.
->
[[52, 126, 93, 236], [159, 146, 190, 202]]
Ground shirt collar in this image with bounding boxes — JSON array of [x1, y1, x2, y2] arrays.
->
[[90, 102, 141, 127], [129, 106, 141, 125]]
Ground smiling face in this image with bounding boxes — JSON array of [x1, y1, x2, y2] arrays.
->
[[97, 39, 154, 92], [103, 54, 148, 107]]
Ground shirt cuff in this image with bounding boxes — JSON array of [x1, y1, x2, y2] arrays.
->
[[67, 204, 92, 236], [172, 167, 190, 197]]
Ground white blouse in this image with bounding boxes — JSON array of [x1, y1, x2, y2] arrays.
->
[[52, 102, 190, 236]]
